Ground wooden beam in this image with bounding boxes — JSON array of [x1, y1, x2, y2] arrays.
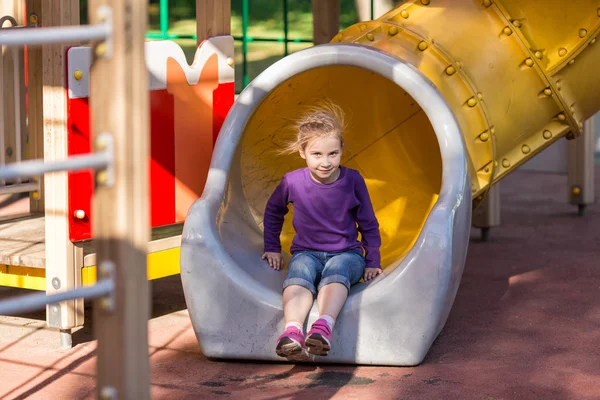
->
[[312, 0, 340, 45], [0, 1, 26, 168], [25, 0, 45, 212], [39, 0, 81, 340], [196, 0, 231, 43], [89, 0, 150, 397]]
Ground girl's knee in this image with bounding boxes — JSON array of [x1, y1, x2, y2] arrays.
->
[[322, 252, 364, 284]]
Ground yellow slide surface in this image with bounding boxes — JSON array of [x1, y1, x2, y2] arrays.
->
[[241, 0, 600, 268]]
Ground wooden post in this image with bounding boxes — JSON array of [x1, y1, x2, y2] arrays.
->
[[25, 0, 45, 212], [38, 0, 82, 346], [312, 0, 340, 45], [1, 1, 27, 179], [196, 0, 231, 42], [89, 0, 150, 397]]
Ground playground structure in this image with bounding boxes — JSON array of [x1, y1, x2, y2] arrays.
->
[[0, 0, 231, 396], [0, 0, 598, 396], [0, 0, 233, 347], [181, 0, 600, 366]]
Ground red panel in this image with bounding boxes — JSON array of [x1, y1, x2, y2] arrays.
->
[[67, 97, 94, 242], [66, 45, 235, 242], [67, 91, 178, 241], [213, 82, 235, 144], [149, 90, 176, 227]]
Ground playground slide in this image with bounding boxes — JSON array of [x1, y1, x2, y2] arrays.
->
[[180, 0, 600, 365]]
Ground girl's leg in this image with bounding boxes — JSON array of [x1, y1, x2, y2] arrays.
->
[[305, 251, 365, 356], [283, 285, 313, 325], [316, 282, 348, 320], [276, 252, 322, 361]]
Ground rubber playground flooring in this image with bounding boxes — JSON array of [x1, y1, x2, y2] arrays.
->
[[1, 167, 599, 399]]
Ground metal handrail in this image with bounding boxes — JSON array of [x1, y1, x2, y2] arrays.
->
[[0, 150, 111, 181], [0, 23, 110, 47], [0, 279, 114, 315]]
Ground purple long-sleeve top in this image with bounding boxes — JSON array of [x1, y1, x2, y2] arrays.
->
[[263, 166, 382, 269]]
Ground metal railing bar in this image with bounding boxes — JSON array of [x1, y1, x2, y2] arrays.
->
[[0, 23, 110, 47], [0, 181, 39, 195], [145, 32, 313, 44], [283, 0, 289, 56], [0, 280, 114, 316], [0, 151, 111, 181]]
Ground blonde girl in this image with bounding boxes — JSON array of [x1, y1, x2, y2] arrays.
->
[[261, 101, 382, 361]]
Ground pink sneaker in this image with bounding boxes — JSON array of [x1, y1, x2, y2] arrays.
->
[[305, 318, 332, 356], [275, 326, 309, 361]]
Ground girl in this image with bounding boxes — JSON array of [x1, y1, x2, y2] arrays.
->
[[261, 101, 382, 361]]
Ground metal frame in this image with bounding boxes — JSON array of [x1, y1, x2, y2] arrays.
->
[[0, 17, 111, 47]]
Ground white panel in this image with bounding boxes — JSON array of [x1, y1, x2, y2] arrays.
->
[[67, 36, 235, 99]]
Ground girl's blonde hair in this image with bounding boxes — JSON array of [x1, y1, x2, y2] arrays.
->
[[280, 100, 346, 154]]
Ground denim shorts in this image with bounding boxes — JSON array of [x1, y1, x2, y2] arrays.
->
[[283, 250, 366, 296]]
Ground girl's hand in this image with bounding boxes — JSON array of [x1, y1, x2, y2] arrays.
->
[[363, 267, 382, 281], [262, 252, 283, 270]]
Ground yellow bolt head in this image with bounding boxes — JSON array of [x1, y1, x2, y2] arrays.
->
[[579, 29, 588, 38], [512, 20, 521, 28], [366, 33, 374, 41], [483, 0, 492, 7], [480, 132, 489, 142], [421, 0, 430, 4], [96, 170, 108, 184], [558, 113, 566, 121], [521, 144, 530, 154], [558, 48, 567, 57], [544, 88, 552, 96], [400, 10, 409, 19], [29, 14, 38, 24], [32, 191, 40, 199], [467, 97, 477, 107], [445, 66, 456, 75], [572, 187, 581, 196], [568, 59, 575, 65], [477, 93, 483, 100], [534, 51, 543, 59], [525, 58, 534, 67], [542, 130, 552, 140], [418, 41, 429, 51], [502, 159, 510, 168], [74, 70, 83, 80], [96, 42, 107, 57], [388, 26, 398, 36], [591, 38, 597, 45], [503, 27, 512, 36]]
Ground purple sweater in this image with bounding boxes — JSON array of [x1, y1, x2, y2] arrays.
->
[[263, 166, 382, 269]]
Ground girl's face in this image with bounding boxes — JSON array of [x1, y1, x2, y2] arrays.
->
[[299, 136, 343, 184]]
